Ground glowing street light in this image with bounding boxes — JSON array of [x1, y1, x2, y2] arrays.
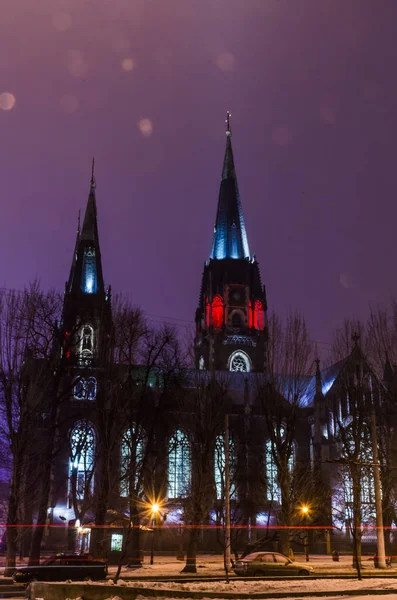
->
[[150, 502, 161, 565], [300, 505, 310, 562]]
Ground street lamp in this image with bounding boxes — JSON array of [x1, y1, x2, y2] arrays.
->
[[150, 503, 160, 565], [300, 505, 310, 562]]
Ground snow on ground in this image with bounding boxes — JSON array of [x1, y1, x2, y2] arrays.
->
[[113, 577, 397, 594]]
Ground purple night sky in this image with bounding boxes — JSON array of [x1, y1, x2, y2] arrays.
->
[[1, 0, 397, 358]]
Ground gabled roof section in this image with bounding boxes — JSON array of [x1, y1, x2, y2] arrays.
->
[[299, 357, 350, 407], [210, 113, 250, 261]]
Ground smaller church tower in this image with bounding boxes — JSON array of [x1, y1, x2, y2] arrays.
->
[[195, 114, 268, 372], [61, 161, 112, 372]]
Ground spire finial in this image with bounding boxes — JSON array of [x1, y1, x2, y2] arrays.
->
[[315, 357, 322, 394], [90, 156, 96, 189], [225, 111, 231, 136], [352, 331, 360, 348]]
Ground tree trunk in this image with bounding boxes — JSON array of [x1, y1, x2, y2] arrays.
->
[[352, 465, 362, 579], [181, 525, 199, 573], [279, 473, 290, 556], [5, 477, 19, 576], [29, 465, 51, 564], [91, 461, 110, 559], [128, 505, 142, 567], [29, 381, 61, 565]]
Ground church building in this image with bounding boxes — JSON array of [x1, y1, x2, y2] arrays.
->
[[14, 115, 395, 561]]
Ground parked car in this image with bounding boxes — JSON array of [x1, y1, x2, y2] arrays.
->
[[233, 551, 314, 577], [12, 553, 108, 583]]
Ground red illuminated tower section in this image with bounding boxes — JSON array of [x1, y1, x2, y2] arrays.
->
[[195, 114, 268, 372]]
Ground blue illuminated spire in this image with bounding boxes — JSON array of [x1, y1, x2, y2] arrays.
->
[[67, 158, 105, 295], [210, 112, 250, 260]]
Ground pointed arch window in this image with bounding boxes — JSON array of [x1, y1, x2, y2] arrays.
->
[[265, 433, 295, 503], [120, 425, 146, 498], [82, 246, 98, 294], [248, 300, 253, 329], [69, 421, 95, 501], [199, 356, 205, 370], [205, 297, 210, 328], [254, 300, 264, 330], [214, 433, 237, 500], [168, 430, 190, 499], [79, 325, 94, 365], [212, 295, 224, 329], [73, 377, 97, 400], [228, 350, 251, 373], [344, 442, 376, 507]]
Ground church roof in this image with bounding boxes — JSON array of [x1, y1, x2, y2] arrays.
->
[[210, 113, 250, 261], [300, 357, 349, 405]]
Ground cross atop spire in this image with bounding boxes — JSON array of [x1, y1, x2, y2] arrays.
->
[[90, 156, 96, 190], [226, 111, 231, 136], [352, 332, 360, 348]]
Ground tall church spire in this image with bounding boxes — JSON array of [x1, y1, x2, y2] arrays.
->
[[67, 162, 105, 295], [210, 112, 250, 260], [62, 162, 112, 371], [195, 114, 268, 373]]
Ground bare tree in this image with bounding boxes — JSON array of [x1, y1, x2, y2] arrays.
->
[[0, 283, 63, 575], [78, 296, 186, 576], [177, 372, 229, 574], [256, 311, 315, 556]]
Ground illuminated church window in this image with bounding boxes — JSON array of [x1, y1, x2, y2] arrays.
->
[[81, 247, 97, 294], [79, 325, 94, 365], [212, 295, 224, 329], [265, 436, 295, 502], [86, 377, 97, 399], [120, 426, 145, 498], [254, 300, 264, 330], [248, 300, 253, 328], [199, 356, 205, 370], [74, 378, 86, 399], [214, 434, 236, 500], [343, 444, 376, 507], [168, 430, 190, 499], [69, 421, 95, 501], [73, 377, 97, 400], [228, 350, 251, 372]]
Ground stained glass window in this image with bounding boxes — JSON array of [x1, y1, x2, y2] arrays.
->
[[254, 300, 264, 330], [168, 430, 190, 499], [214, 434, 236, 500], [73, 377, 97, 400], [70, 421, 95, 500], [212, 295, 224, 329], [229, 350, 250, 372], [120, 426, 145, 498], [74, 378, 86, 399], [79, 325, 94, 365], [265, 435, 295, 502]]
